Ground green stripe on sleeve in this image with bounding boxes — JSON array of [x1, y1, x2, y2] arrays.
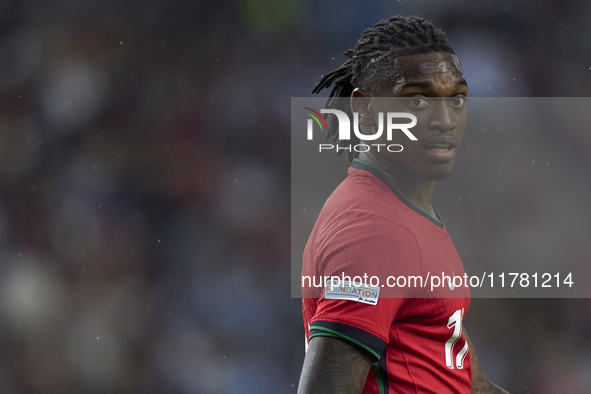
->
[[310, 325, 381, 360]]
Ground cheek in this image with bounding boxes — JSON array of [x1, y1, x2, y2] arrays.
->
[[403, 113, 430, 140], [371, 130, 418, 147], [455, 115, 467, 137]]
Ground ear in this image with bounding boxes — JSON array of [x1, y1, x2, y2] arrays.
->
[[351, 88, 375, 127]]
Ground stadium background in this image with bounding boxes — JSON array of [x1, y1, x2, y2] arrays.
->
[[0, 0, 589, 393]]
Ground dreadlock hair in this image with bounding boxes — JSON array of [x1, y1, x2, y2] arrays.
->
[[311, 15, 456, 162]]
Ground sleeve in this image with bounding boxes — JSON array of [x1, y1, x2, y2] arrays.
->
[[309, 215, 422, 360]]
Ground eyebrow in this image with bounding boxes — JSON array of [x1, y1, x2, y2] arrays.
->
[[399, 79, 468, 90]]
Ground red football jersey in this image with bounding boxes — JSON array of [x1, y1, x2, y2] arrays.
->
[[302, 159, 471, 393]]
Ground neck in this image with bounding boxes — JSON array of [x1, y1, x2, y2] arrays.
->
[[358, 153, 437, 216]]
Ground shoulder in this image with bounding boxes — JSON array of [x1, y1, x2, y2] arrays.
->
[[304, 167, 423, 275], [319, 167, 411, 229]]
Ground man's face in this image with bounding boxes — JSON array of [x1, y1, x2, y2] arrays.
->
[[360, 52, 468, 181]]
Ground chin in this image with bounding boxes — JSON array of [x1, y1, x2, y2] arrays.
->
[[420, 166, 453, 181]]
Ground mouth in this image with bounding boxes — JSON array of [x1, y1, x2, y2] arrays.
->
[[421, 138, 458, 162], [425, 143, 454, 152]]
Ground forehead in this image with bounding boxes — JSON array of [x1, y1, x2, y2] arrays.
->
[[375, 52, 466, 95], [397, 52, 463, 79]]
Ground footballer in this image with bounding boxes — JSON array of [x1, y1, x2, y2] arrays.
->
[[298, 16, 509, 393]]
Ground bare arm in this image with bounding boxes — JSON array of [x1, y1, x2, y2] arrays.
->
[[464, 326, 510, 394], [297, 336, 373, 394]]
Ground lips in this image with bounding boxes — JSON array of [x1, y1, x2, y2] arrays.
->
[[421, 136, 459, 161]]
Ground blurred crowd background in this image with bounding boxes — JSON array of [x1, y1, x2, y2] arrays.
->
[[0, 0, 589, 393]]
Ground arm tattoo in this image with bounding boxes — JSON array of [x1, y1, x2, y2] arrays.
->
[[298, 336, 372, 394], [473, 376, 509, 393], [465, 327, 511, 394]]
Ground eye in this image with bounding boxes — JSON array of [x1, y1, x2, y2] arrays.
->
[[449, 96, 466, 108], [409, 97, 430, 108]]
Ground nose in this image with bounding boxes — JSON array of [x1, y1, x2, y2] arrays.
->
[[428, 100, 455, 133]]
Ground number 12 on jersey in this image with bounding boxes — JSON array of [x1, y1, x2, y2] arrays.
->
[[445, 309, 469, 369]]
